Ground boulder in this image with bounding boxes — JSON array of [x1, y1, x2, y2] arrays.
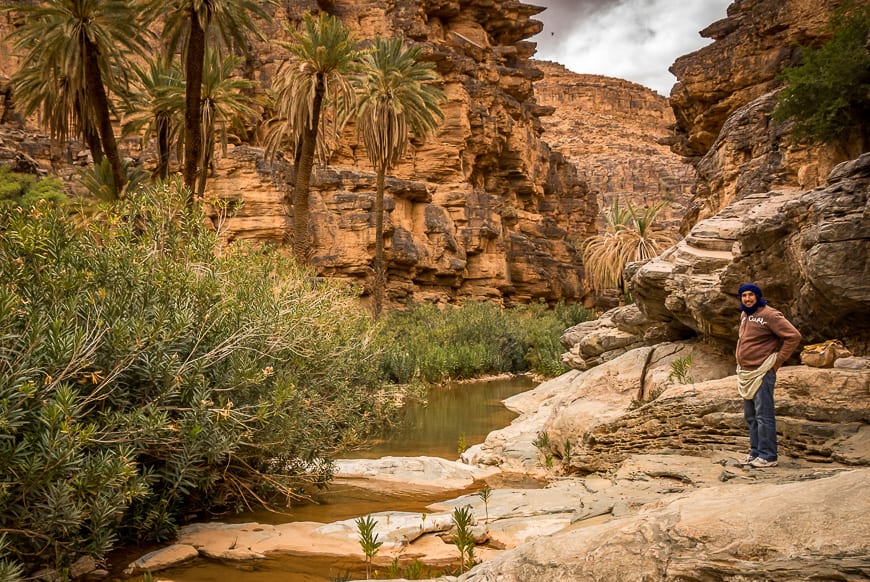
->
[[560, 305, 691, 370], [464, 469, 870, 581], [631, 153, 870, 355]]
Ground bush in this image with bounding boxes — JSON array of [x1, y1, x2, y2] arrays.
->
[[376, 300, 593, 383], [773, 3, 870, 144], [0, 182, 398, 577], [0, 164, 67, 208]]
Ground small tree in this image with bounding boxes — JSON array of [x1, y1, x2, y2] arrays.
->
[[195, 50, 261, 198], [773, 2, 870, 146], [452, 505, 475, 573], [582, 199, 675, 295], [123, 56, 184, 181]]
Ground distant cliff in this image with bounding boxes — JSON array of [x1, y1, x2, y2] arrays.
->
[[532, 61, 695, 234]]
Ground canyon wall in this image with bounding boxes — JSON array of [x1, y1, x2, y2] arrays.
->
[[532, 61, 695, 234], [206, 0, 598, 306], [630, 0, 869, 354], [668, 0, 867, 230]]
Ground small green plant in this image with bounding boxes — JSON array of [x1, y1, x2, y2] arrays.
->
[[629, 385, 666, 411], [532, 430, 553, 468], [563, 439, 573, 466], [477, 485, 492, 524], [387, 557, 401, 578], [403, 559, 425, 579], [457, 432, 468, 455], [452, 505, 476, 574], [387, 558, 426, 580], [668, 354, 695, 385], [355, 515, 383, 579]]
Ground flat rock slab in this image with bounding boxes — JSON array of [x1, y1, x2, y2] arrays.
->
[[123, 544, 199, 576], [464, 469, 870, 581], [333, 455, 501, 492]]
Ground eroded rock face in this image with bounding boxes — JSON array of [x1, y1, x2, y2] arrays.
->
[[203, 0, 598, 305], [631, 153, 870, 354], [534, 61, 695, 234], [669, 0, 840, 159], [669, 0, 867, 232]]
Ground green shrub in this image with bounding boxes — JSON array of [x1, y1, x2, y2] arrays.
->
[[0, 183, 398, 577], [376, 300, 593, 383], [773, 2, 870, 144], [0, 164, 66, 208]]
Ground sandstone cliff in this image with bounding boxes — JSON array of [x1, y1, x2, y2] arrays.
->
[[205, 0, 598, 306], [668, 0, 867, 230], [0, 0, 599, 306], [533, 61, 695, 234]]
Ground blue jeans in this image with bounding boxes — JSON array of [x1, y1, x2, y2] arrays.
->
[[743, 370, 777, 461]]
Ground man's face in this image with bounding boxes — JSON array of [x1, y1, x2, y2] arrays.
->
[[741, 291, 757, 307]]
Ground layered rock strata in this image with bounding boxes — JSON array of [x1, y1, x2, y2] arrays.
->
[[205, 0, 598, 305], [533, 61, 695, 234], [668, 0, 867, 230], [465, 469, 869, 581], [630, 153, 870, 355]]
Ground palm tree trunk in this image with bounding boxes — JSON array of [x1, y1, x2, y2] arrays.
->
[[292, 73, 324, 262], [196, 119, 213, 200], [83, 37, 123, 199], [183, 4, 206, 204], [156, 113, 170, 180], [372, 167, 387, 318], [82, 117, 104, 166]]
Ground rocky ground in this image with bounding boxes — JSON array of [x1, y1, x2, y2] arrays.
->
[[124, 335, 869, 581]]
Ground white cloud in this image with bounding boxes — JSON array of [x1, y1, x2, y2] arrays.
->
[[531, 0, 732, 95]]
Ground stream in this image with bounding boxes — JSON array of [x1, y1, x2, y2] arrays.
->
[[148, 375, 537, 582]]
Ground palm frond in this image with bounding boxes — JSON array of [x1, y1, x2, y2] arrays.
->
[[582, 198, 676, 294]]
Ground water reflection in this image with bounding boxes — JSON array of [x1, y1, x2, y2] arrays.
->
[[150, 376, 536, 582], [345, 375, 535, 460]]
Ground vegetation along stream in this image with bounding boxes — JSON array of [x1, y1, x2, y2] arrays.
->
[[149, 376, 537, 582]]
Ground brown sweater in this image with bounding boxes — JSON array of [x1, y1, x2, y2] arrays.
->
[[736, 304, 802, 370]]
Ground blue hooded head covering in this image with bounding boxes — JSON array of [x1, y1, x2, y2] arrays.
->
[[738, 283, 767, 314]]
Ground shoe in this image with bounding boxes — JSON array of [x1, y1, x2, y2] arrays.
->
[[740, 454, 757, 465], [749, 457, 778, 468]]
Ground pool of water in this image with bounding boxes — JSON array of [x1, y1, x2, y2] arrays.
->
[[139, 376, 537, 582], [344, 375, 536, 460]]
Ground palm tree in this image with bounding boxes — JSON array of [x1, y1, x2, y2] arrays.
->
[[264, 12, 360, 262], [148, 0, 271, 201], [122, 56, 184, 181], [356, 37, 446, 317], [582, 199, 676, 295], [195, 50, 261, 198], [7, 0, 150, 199]]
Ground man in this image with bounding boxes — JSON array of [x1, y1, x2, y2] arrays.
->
[[736, 283, 801, 468]]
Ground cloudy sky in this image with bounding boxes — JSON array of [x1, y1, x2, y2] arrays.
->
[[530, 0, 732, 95]]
